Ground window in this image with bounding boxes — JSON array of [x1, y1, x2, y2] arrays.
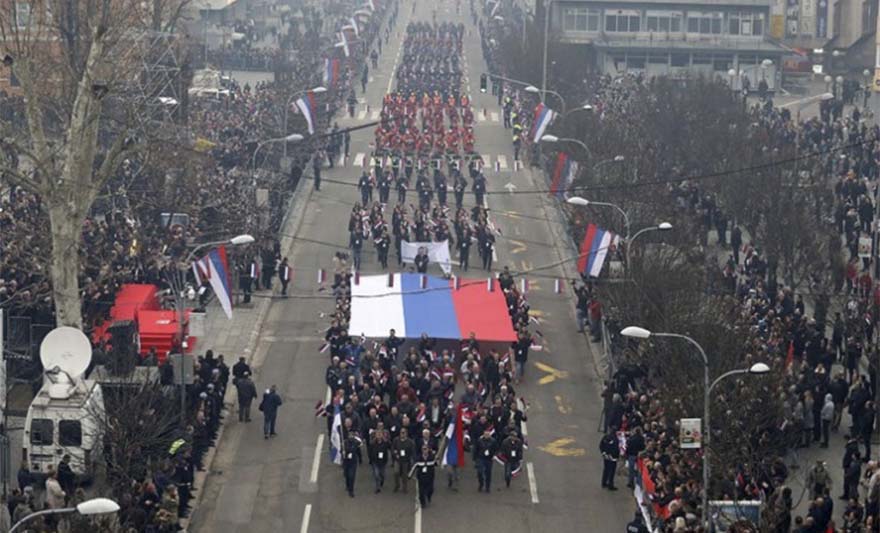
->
[[30, 419, 53, 445], [646, 11, 682, 33], [671, 53, 689, 66], [563, 7, 600, 32], [14, 2, 31, 29], [687, 12, 724, 34], [730, 12, 765, 36], [627, 54, 646, 69], [59, 421, 82, 447], [605, 10, 640, 32]]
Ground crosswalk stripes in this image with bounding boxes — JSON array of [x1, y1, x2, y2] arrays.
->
[[357, 108, 368, 120], [496, 154, 508, 170], [338, 153, 346, 167], [370, 110, 381, 120], [476, 113, 486, 122], [490, 112, 500, 122], [353, 153, 366, 168]]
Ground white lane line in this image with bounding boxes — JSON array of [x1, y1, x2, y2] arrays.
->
[[324, 385, 331, 406], [300, 503, 312, 533], [414, 489, 422, 533], [517, 398, 529, 437], [526, 462, 539, 504], [310, 433, 324, 483]]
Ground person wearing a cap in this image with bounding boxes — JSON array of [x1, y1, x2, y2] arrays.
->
[[258, 385, 283, 439], [626, 511, 648, 533], [235, 371, 258, 422]]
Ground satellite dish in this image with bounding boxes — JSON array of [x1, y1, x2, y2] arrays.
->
[[40, 327, 92, 379]]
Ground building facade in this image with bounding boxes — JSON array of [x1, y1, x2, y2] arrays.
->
[[550, 0, 787, 88]]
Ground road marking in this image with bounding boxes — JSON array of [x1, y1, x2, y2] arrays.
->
[[497, 154, 508, 170], [539, 437, 585, 457], [324, 385, 331, 406], [414, 489, 422, 533], [369, 76, 374, 82], [509, 240, 527, 254], [517, 398, 529, 437], [519, 259, 534, 271], [310, 433, 324, 483], [357, 108, 368, 120], [477, 113, 486, 122], [514, 226, 521, 235], [490, 111, 499, 122], [527, 463, 540, 504], [534, 361, 568, 385], [371, 109, 381, 120], [353, 153, 366, 167], [338, 153, 346, 167], [358, 97, 366, 104], [555, 395, 572, 414], [300, 504, 312, 533]]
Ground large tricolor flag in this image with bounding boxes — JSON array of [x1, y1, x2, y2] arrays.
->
[[295, 92, 318, 135], [329, 403, 343, 465], [323, 58, 340, 88], [577, 223, 617, 278], [530, 103, 556, 143], [549, 152, 578, 198], [442, 404, 466, 468], [192, 246, 234, 319], [349, 17, 360, 37]]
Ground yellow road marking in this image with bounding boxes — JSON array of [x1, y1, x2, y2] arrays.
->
[[509, 240, 528, 254], [539, 437, 585, 457], [535, 361, 569, 385], [555, 395, 572, 414]]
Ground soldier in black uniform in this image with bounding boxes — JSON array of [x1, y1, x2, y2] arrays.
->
[[434, 169, 448, 206], [474, 427, 497, 492], [410, 445, 437, 507], [396, 173, 409, 204], [342, 431, 363, 497], [358, 171, 373, 205], [481, 233, 495, 271], [376, 230, 390, 269], [453, 172, 467, 209], [238, 260, 252, 304], [599, 429, 620, 490], [459, 226, 472, 271], [472, 172, 486, 207], [378, 170, 392, 204]]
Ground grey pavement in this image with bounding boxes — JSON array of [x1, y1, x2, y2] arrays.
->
[[189, 0, 634, 532]]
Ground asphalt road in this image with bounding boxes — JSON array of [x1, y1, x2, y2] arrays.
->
[[190, 1, 633, 531]]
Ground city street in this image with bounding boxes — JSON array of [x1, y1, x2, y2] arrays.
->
[[189, 1, 632, 531]]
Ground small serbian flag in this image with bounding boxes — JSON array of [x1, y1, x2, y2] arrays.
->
[[250, 262, 259, 279], [388, 272, 394, 287], [295, 92, 318, 135], [487, 278, 494, 292], [520, 278, 529, 294], [323, 58, 340, 88], [354, 271, 360, 285], [416, 404, 426, 423], [317, 269, 326, 284], [281, 265, 291, 282], [554, 279, 563, 294], [420, 275, 428, 289], [318, 342, 330, 353], [314, 401, 325, 417], [453, 276, 461, 290]]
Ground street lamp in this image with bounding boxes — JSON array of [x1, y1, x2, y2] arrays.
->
[[540, 0, 554, 105], [10, 498, 120, 533], [864, 69, 873, 107], [540, 134, 591, 159], [282, 86, 326, 157], [525, 84, 566, 114], [253, 133, 305, 176], [566, 196, 671, 268], [171, 233, 255, 427], [619, 327, 769, 526]]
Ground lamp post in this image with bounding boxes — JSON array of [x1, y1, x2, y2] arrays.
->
[[540, 134, 592, 159], [591, 155, 625, 182], [864, 69, 873, 108], [525, 84, 566, 114], [10, 498, 120, 533], [170, 233, 255, 427], [619, 326, 770, 527], [566, 196, 672, 270], [835, 75, 844, 99], [540, 0, 553, 104], [253, 133, 305, 178], [282, 86, 326, 158], [780, 91, 833, 122], [727, 68, 738, 94]]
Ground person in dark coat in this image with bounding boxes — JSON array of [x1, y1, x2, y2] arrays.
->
[[599, 428, 619, 490], [259, 385, 283, 438], [235, 372, 258, 422]]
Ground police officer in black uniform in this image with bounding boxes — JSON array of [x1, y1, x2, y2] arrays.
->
[[410, 445, 437, 507], [599, 428, 620, 490]]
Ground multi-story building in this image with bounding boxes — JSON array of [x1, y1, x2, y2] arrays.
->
[[550, 0, 787, 88]]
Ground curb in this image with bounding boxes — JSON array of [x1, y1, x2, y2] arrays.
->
[[181, 174, 315, 531]]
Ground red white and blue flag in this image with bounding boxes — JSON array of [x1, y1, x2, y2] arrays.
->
[[192, 246, 234, 319], [323, 58, 340, 88], [335, 31, 351, 58], [330, 403, 343, 465], [577, 223, 617, 278], [442, 404, 466, 468], [295, 92, 318, 135], [549, 152, 578, 199], [530, 103, 555, 143]]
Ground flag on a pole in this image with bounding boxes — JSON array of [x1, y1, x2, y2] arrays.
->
[[335, 32, 351, 58], [295, 92, 318, 135], [330, 404, 343, 465], [318, 269, 326, 284], [442, 404, 466, 468], [530, 102, 556, 143], [520, 278, 529, 294], [554, 278, 563, 294], [388, 272, 394, 287], [577, 223, 616, 278], [349, 17, 360, 37], [193, 246, 234, 319], [323, 58, 340, 87], [487, 278, 494, 292], [549, 152, 578, 199]]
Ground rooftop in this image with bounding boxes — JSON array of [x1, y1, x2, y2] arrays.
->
[[556, 0, 771, 7]]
